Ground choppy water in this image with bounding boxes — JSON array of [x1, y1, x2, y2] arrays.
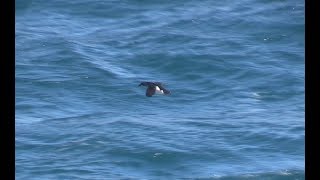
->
[[16, 0, 305, 179]]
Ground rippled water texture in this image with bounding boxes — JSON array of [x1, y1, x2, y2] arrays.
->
[[16, 0, 304, 179]]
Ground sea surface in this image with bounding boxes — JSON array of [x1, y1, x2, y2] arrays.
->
[[15, 0, 305, 179]]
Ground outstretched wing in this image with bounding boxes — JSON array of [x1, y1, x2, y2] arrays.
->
[[139, 82, 152, 86], [146, 86, 156, 97], [157, 85, 170, 95], [153, 82, 162, 86]]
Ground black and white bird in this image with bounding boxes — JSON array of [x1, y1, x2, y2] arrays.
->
[[139, 82, 171, 97]]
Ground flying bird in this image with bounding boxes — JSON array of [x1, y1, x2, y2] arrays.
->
[[139, 82, 171, 97]]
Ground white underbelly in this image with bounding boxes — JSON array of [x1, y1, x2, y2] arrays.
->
[[155, 86, 164, 94]]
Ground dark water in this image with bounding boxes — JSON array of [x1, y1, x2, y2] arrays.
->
[[16, 0, 305, 179]]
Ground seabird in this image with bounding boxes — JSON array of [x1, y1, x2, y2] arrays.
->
[[139, 82, 171, 97]]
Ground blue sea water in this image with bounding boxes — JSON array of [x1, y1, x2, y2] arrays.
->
[[15, 0, 305, 179]]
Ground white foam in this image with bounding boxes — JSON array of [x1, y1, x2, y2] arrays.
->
[[153, 152, 163, 158], [91, 59, 136, 78], [72, 42, 136, 78]]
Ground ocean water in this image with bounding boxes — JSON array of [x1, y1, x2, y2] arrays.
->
[[15, 0, 305, 179]]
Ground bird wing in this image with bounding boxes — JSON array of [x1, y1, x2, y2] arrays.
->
[[153, 82, 162, 86], [146, 86, 156, 97], [157, 85, 170, 94], [139, 82, 151, 86]]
